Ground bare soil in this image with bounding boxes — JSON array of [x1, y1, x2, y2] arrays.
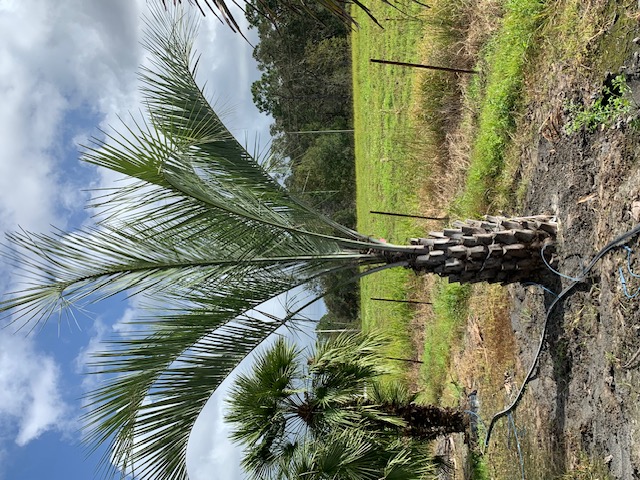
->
[[478, 40, 640, 480], [443, 18, 640, 480]]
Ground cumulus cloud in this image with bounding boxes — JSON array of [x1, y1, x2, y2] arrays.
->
[[0, 1, 273, 479], [0, 0, 146, 233], [0, 0, 146, 471], [0, 333, 70, 447]]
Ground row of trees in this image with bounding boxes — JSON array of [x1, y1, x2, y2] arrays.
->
[[245, 0, 360, 324], [0, 7, 555, 479]]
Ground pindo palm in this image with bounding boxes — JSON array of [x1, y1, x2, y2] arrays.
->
[[0, 6, 555, 480]]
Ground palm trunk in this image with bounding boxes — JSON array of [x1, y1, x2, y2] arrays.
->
[[379, 215, 557, 285], [380, 403, 468, 440]]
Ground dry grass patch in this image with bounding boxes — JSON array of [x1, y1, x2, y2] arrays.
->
[[447, 284, 516, 404], [409, 0, 475, 212], [443, 284, 517, 479], [461, 0, 504, 58], [445, 284, 564, 479], [404, 275, 435, 392]]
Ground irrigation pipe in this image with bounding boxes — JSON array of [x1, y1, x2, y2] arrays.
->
[[484, 222, 640, 449], [508, 413, 526, 480], [619, 246, 640, 299]]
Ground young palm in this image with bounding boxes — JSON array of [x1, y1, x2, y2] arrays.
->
[[226, 332, 465, 478], [273, 428, 439, 480], [0, 6, 551, 480]]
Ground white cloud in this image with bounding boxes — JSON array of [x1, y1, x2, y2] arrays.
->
[[0, 1, 274, 479], [0, 0, 146, 233], [0, 332, 71, 447], [188, 379, 245, 480], [0, 0, 146, 474]]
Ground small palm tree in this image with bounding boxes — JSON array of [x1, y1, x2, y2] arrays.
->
[[226, 332, 465, 478], [270, 428, 440, 480], [0, 7, 553, 480]]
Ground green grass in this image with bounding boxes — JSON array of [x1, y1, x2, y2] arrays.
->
[[351, 0, 473, 390], [419, 281, 470, 403], [352, 0, 548, 398], [454, 0, 547, 217], [351, 1, 431, 380], [469, 452, 490, 480], [351, 0, 635, 477]]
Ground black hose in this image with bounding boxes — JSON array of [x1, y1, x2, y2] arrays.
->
[[484, 222, 640, 450]]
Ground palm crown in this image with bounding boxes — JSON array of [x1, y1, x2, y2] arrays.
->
[[226, 332, 445, 479]]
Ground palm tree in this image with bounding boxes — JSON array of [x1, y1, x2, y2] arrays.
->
[[0, 7, 554, 480], [265, 428, 441, 480], [226, 332, 464, 479]]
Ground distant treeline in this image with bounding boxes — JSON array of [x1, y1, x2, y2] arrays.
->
[[246, 1, 359, 326]]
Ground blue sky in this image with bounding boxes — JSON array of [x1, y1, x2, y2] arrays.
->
[[0, 1, 309, 478]]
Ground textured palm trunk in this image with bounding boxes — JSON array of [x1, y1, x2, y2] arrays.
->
[[380, 402, 468, 440], [381, 215, 557, 284]]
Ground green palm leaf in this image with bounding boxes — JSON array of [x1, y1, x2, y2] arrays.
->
[[227, 333, 440, 479], [284, 430, 437, 480]]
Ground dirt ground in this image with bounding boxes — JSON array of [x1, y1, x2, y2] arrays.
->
[[519, 63, 638, 478], [450, 18, 640, 480], [508, 74, 640, 479]]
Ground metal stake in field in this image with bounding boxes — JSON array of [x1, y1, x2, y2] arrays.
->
[[371, 297, 432, 305], [370, 58, 478, 75], [370, 210, 448, 221]]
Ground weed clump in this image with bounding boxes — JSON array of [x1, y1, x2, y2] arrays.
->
[[565, 74, 639, 133]]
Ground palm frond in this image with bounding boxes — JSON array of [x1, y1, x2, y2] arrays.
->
[[162, 0, 382, 33], [84, 310, 282, 479], [278, 429, 437, 480], [226, 337, 300, 445], [226, 337, 304, 478], [226, 332, 441, 478], [0, 6, 392, 480]]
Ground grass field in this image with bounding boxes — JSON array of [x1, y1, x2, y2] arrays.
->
[[352, 0, 549, 387], [351, 0, 433, 383], [352, 0, 629, 477]]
